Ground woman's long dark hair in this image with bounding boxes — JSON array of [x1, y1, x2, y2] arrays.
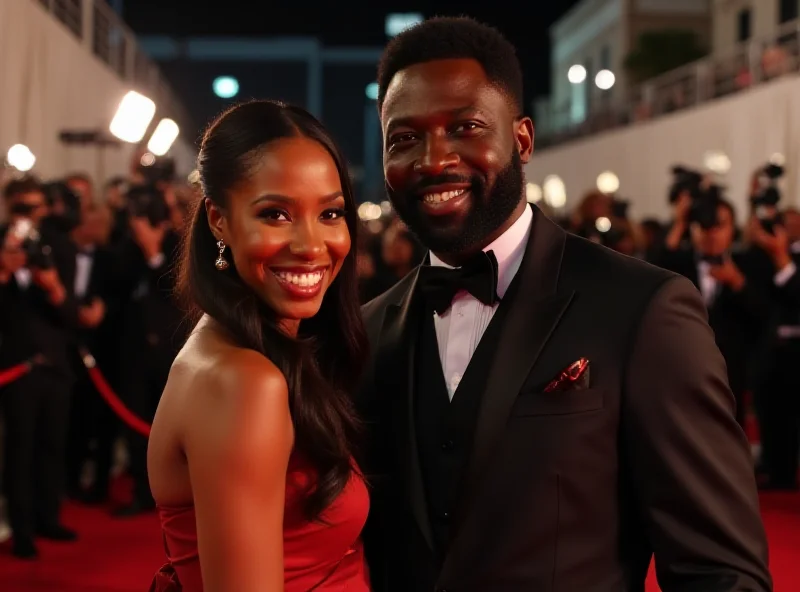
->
[[177, 100, 369, 520]]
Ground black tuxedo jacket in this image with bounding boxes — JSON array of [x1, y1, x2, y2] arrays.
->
[[653, 248, 770, 397], [358, 207, 771, 592], [0, 223, 80, 380]]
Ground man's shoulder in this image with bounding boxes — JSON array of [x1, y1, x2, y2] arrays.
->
[[361, 268, 419, 319], [562, 233, 684, 301]]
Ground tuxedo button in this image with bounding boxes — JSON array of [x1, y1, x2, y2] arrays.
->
[[442, 511, 450, 520], [441, 440, 454, 451]]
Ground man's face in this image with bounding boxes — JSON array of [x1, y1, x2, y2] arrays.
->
[[10, 190, 48, 226], [381, 58, 534, 258], [692, 204, 735, 257]]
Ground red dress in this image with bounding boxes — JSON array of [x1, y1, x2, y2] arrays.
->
[[150, 454, 370, 591]]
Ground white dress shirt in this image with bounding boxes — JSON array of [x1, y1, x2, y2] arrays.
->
[[696, 260, 719, 307], [429, 205, 533, 400], [74, 247, 95, 300]]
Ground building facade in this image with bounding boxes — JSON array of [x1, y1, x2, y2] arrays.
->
[[542, 0, 711, 134]]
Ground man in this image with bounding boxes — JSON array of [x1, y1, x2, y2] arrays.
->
[[359, 17, 771, 592], [654, 198, 768, 428], [0, 177, 80, 558]]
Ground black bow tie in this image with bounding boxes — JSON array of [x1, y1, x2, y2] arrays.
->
[[418, 250, 500, 315]]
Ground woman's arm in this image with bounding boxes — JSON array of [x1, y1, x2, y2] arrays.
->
[[186, 353, 294, 592]]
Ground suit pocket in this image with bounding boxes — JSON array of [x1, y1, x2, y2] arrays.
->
[[510, 387, 605, 417]]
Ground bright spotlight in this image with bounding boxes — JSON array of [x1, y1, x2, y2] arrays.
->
[[543, 175, 567, 209], [213, 76, 239, 99], [568, 65, 587, 84], [596, 171, 620, 194], [595, 217, 612, 233], [365, 82, 379, 101], [380, 200, 393, 215], [386, 13, 423, 37], [7, 144, 36, 172], [147, 118, 179, 156], [595, 70, 616, 90], [525, 182, 542, 203], [110, 91, 156, 143], [703, 150, 731, 174]]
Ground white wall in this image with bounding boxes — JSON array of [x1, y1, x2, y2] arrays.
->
[[0, 0, 196, 186], [525, 75, 800, 222]]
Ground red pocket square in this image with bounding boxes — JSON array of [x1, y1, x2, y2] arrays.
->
[[544, 358, 590, 392]]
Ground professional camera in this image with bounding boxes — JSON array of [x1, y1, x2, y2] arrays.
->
[[137, 156, 176, 186], [8, 218, 55, 269], [126, 183, 171, 227], [751, 162, 785, 233], [41, 181, 82, 233], [669, 165, 724, 229]]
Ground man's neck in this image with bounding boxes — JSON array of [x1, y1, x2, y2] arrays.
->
[[432, 199, 527, 267]]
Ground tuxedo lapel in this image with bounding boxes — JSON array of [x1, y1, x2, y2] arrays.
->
[[374, 268, 435, 552], [443, 208, 574, 568]]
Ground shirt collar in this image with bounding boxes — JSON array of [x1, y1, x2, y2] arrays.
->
[[429, 204, 533, 299]]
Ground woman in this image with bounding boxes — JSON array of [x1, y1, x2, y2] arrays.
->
[[147, 100, 370, 591]]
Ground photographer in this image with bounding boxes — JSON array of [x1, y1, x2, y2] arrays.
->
[[111, 183, 184, 516], [0, 176, 80, 559], [654, 172, 769, 428], [747, 164, 800, 490]]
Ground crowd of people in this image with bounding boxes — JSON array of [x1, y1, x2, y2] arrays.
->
[[0, 15, 790, 592]]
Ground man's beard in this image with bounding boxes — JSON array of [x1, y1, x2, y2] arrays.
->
[[386, 150, 525, 255]]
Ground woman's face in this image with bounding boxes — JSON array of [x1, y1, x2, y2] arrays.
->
[[207, 136, 351, 325]]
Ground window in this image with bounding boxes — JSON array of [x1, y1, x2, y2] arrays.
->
[[600, 45, 611, 70], [779, 0, 798, 24], [738, 9, 751, 42]]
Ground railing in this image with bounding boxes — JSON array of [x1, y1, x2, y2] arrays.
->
[[34, 0, 195, 143], [538, 18, 800, 149]]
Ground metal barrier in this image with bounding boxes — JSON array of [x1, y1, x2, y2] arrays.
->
[[538, 19, 800, 149], [34, 0, 194, 138]]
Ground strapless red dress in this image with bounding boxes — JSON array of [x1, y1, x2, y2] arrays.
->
[[150, 454, 370, 591]]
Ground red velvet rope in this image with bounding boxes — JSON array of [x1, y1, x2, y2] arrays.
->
[[79, 348, 151, 437], [0, 361, 33, 387], [0, 351, 152, 438]]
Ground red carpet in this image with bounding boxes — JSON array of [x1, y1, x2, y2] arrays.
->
[[0, 491, 797, 591]]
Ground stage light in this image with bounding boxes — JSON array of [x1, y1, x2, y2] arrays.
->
[[365, 82, 379, 101], [147, 118, 179, 156], [213, 76, 239, 99], [357, 202, 382, 221], [110, 91, 156, 143], [595, 70, 616, 90], [568, 65, 587, 84], [596, 171, 620, 194], [7, 144, 36, 172]]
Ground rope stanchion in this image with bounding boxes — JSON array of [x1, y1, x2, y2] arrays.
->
[[79, 348, 151, 438]]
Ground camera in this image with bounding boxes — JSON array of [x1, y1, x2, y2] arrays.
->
[[137, 157, 176, 186], [751, 162, 785, 233], [41, 181, 82, 234], [8, 218, 55, 269], [669, 165, 723, 229], [126, 184, 170, 227]]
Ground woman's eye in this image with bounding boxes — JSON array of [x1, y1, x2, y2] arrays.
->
[[259, 208, 290, 222], [321, 208, 346, 221]]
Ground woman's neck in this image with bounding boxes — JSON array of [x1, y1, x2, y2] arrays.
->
[[278, 318, 301, 338]]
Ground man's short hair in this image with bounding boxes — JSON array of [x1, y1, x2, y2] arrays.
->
[[3, 175, 41, 201], [377, 16, 524, 114]]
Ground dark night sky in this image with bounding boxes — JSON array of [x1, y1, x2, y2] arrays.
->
[[122, 2, 581, 179]]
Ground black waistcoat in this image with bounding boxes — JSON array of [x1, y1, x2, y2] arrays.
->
[[414, 290, 515, 558]]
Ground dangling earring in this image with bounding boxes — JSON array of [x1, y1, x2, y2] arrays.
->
[[214, 240, 230, 271]]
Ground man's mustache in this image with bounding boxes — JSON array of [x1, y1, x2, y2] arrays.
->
[[412, 174, 474, 193]]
